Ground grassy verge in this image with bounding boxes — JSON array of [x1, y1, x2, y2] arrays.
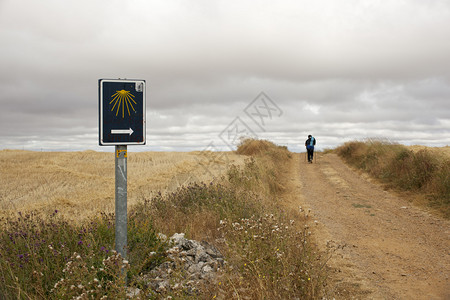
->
[[0, 139, 328, 299], [335, 139, 449, 218]]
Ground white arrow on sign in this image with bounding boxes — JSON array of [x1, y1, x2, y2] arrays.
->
[[111, 128, 134, 135]]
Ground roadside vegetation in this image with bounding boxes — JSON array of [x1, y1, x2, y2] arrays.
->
[[0, 139, 328, 299], [335, 139, 450, 218]]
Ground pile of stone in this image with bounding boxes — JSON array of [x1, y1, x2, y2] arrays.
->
[[137, 233, 225, 296]]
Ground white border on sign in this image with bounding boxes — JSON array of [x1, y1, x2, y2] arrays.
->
[[99, 79, 146, 146]]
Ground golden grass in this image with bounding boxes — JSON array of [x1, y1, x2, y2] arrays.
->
[[407, 145, 450, 159], [336, 141, 450, 218], [0, 150, 245, 222], [236, 138, 290, 158]]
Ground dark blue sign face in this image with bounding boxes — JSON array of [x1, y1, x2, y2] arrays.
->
[[99, 79, 146, 145]]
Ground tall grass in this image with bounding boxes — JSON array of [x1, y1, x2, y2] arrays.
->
[[0, 209, 164, 299], [0, 139, 328, 298], [336, 140, 450, 217]]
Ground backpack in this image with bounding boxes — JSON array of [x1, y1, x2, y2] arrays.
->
[[307, 137, 315, 150]]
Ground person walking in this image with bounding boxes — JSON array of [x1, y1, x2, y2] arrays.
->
[[305, 135, 316, 163]]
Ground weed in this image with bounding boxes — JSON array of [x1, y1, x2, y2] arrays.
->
[[0, 209, 165, 299], [352, 203, 372, 209], [217, 214, 327, 299], [336, 140, 450, 217]]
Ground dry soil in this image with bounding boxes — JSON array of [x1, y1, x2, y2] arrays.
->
[[285, 152, 449, 299]]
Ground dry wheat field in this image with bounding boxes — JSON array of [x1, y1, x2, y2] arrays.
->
[[0, 150, 245, 221]]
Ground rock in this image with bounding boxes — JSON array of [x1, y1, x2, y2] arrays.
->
[[126, 287, 141, 298], [158, 233, 168, 242], [202, 264, 213, 273], [142, 233, 225, 296]]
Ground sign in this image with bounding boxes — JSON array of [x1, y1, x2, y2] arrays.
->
[[99, 79, 146, 145]]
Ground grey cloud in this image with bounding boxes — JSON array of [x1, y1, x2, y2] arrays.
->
[[1, 0, 450, 151]]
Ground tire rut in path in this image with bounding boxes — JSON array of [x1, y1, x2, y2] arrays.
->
[[290, 153, 449, 299]]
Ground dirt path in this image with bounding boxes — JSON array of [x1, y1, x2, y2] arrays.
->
[[286, 152, 449, 299]]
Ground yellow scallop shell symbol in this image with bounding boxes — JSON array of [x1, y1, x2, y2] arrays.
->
[[110, 90, 137, 118]]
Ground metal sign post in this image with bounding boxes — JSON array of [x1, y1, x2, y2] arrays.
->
[[99, 79, 146, 263], [115, 145, 127, 259]]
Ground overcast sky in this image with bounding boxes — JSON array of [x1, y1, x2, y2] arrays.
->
[[1, 0, 449, 152]]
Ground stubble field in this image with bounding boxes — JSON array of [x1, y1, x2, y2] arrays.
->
[[0, 150, 245, 221]]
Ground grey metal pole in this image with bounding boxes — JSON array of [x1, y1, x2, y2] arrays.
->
[[115, 145, 127, 260]]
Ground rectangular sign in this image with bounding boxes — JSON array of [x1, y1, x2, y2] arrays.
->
[[99, 79, 146, 145]]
